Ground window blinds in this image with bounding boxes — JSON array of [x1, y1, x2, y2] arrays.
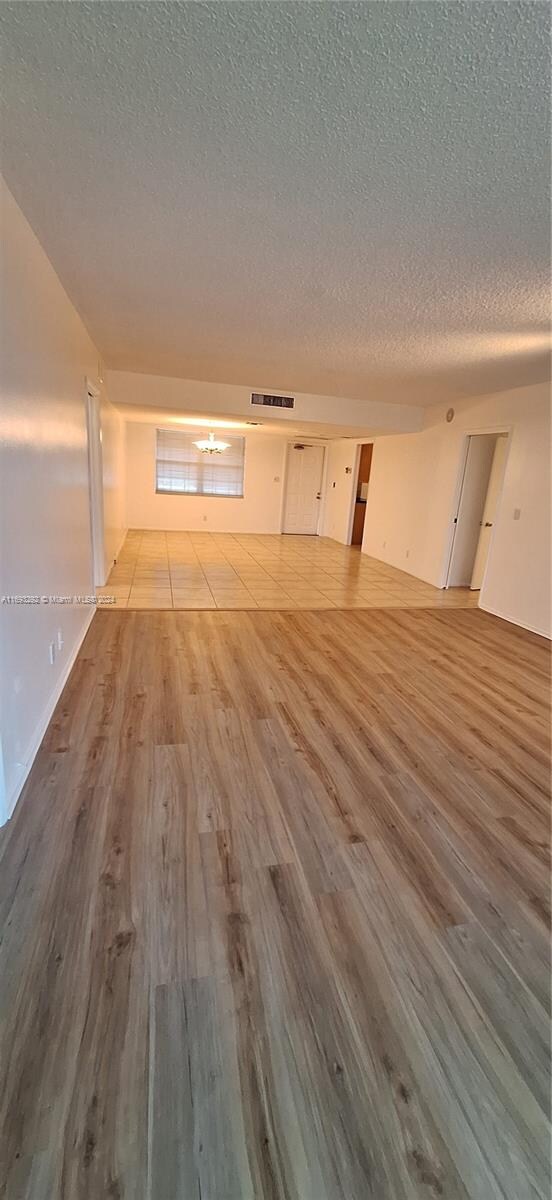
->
[[155, 429, 245, 497]]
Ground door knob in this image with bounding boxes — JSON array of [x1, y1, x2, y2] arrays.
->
[[316, 492, 321, 499], [484, 521, 493, 528]]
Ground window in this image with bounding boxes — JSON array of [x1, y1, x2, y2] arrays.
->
[[155, 428, 245, 497]]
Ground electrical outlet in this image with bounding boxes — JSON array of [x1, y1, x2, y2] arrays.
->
[[57, 628, 64, 651], [406, 549, 410, 558], [382, 540, 386, 549], [48, 642, 56, 666], [202, 515, 207, 522], [513, 508, 521, 521]]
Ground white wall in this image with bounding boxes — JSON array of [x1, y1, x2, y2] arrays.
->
[[101, 395, 126, 572], [321, 440, 366, 544], [362, 422, 447, 583], [126, 421, 290, 533], [0, 179, 124, 821], [478, 395, 550, 636], [363, 382, 551, 637]]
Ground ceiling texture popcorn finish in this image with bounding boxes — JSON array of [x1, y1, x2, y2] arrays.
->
[[0, 1, 549, 405]]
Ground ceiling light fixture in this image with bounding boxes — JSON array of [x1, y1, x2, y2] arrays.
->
[[193, 431, 230, 454]]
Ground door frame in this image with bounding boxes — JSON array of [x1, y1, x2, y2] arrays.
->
[[345, 440, 374, 546], [470, 433, 509, 591], [443, 425, 512, 589], [280, 440, 327, 535], [85, 378, 106, 587]]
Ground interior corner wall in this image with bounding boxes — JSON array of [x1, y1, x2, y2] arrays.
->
[[125, 421, 289, 533], [362, 382, 551, 637], [361, 421, 449, 585], [0, 178, 124, 822]]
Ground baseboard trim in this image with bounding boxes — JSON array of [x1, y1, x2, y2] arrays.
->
[[360, 546, 441, 589], [4, 607, 96, 823], [479, 601, 550, 640], [113, 528, 128, 561], [100, 528, 128, 585], [129, 524, 283, 535]]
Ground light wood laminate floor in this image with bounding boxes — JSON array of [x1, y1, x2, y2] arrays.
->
[[0, 607, 549, 1199], [97, 529, 480, 610]]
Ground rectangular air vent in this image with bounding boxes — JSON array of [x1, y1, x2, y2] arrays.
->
[[251, 392, 295, 410]]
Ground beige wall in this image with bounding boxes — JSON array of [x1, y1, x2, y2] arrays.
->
[[125, 421, 289, 533], [101, 394, 126, 572], [321, 439, 374, 544], [0, 179, 125, 821], [363, 382, 551, 636]]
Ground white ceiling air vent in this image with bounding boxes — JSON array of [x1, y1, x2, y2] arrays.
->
[[251, 392, 295, 410]]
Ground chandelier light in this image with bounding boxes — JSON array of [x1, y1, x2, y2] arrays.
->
[[193, 431, 230, 454]]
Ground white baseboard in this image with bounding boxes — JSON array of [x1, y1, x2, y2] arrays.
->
[[113, 528, 128, 561], [100, 528, 128, 585], [479, 601, 550, 640], [4, 607, 96, 823], [360, 546, 440, 588]]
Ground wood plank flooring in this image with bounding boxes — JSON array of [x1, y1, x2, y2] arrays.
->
[[0, 607, 550, 1199]]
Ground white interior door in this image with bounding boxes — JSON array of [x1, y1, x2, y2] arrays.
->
[[447, 435, 497, 587], [470, 434, 508, 590], [283, 444, 325, 534]]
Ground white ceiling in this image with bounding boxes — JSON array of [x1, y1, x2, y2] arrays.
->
[[1, 2, 550, 406]]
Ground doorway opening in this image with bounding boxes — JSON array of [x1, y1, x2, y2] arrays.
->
[[282, 442, 325, 535], [351, 443, 373, 546], [446, 432, 509, 591], [85, 380, 106, 587]]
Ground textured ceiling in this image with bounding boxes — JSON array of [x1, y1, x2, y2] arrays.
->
[[1, 1, 550, 406]]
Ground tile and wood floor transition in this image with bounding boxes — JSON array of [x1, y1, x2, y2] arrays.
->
[[97, 529, 481, 610], [0, 605, 549, 1198]]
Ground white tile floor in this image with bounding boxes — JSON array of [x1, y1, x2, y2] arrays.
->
[[96, 530, 480, 612]]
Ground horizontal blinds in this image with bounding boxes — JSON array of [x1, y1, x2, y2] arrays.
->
[[156, 429, 245, 497]]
